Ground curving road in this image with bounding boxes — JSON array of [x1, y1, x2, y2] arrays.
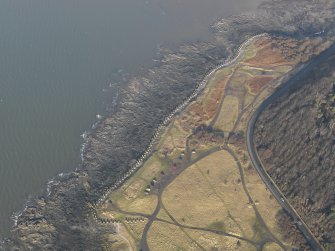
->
[[246, 40, 335, 251]]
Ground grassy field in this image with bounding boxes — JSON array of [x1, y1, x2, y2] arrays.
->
[[163, 151, 235, 228], [148, 222, 198, 251], [263, 242, 283, 251], [185, 229, 257, 251], [214, 95, 239, 131]]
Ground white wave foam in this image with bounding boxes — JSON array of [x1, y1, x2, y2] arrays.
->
[[11, 205, 28, 227], [91, 122, 99, 129], [81, 131, 88, 139]]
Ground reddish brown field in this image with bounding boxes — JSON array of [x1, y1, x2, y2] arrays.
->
[[248, 76, 274, 93], [204, 77, 230, 117], [246, 38, 288, 66], [180, 76, 230, 129]]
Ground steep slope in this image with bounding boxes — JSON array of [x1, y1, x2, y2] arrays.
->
[[255, 49, 335, 249]]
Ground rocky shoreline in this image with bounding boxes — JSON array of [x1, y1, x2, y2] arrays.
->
[[2, 0, 335, 250], [90, 33, 269, 215]]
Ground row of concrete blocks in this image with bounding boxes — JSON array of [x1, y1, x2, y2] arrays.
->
[[92, 47, 241, 207], [89, 207, 145, 225], [123, 217, 146, 223], [92, 212, 121, 224], [91, 32, 269, 215], [120, 34, 271, 187]]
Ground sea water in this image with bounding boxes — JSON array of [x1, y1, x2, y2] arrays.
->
[[0, 0, 262, 236]]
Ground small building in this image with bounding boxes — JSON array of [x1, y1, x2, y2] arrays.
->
[[151, 178, 157, 186]]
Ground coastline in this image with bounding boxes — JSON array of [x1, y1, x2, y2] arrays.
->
[[3, 1, 335, 249], [91, 33, 269, 209], [2, 24, 231, 250]]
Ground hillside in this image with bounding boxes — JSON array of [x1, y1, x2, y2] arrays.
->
[[254, 46, 335, 250]]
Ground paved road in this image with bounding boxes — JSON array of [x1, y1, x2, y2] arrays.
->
[[246, 41, 335, 251]]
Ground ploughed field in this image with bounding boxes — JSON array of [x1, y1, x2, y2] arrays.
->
[[94, 36, 329, 251]]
